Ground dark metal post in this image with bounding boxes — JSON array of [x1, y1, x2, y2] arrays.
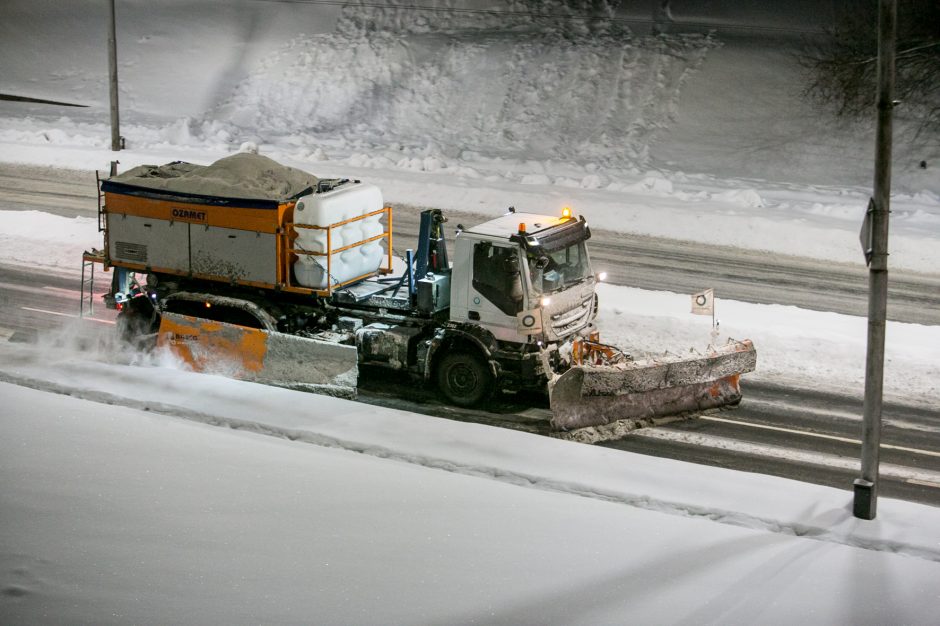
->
[[854, 0, 895, 520], [108, 0, 121, 151]]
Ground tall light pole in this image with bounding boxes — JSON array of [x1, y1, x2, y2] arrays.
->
[[854, 0, 895, 521], [108, 0, 121, 151]]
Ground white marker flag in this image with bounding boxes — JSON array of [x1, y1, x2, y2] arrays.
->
[[691, 288, 714, 316]]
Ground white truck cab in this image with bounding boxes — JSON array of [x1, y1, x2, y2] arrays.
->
[[449, 209, 598, 345]]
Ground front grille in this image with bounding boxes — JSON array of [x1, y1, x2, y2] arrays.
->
[[551, 298, 593, 335]]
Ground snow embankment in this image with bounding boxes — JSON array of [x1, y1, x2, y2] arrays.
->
[[2, 2, 939, 271], [0, 210, 98, 274]]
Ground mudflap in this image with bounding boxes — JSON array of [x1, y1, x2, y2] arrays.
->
[[156, 312, 359, 397], [549, 339, 757, 431]]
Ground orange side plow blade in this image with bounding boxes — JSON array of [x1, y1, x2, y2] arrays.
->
[[157, 312, 358, 396]]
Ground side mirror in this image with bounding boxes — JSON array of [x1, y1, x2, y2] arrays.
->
[[535, 256, 550, 270]]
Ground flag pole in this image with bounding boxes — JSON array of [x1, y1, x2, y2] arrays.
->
[[711, 292, 718, 343]]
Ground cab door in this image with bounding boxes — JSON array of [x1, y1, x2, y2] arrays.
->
[[464, 241, 527, 342]]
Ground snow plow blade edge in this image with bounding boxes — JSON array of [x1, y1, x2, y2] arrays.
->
[[549, 340, 757, 431]]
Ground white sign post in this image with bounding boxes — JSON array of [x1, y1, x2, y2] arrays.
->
[[691, 288, 714, 316], [691, 288, 717, 341]]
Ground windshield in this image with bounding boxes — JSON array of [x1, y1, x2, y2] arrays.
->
[[527, 241, 592, 295]]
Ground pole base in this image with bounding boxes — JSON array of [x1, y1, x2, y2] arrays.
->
[[853, 479, 877, 520]]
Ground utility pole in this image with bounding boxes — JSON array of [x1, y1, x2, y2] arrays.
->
[[854, 0, 895, 521], [108, 0, 121, 151]]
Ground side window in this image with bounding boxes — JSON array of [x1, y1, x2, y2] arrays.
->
[[472, 242, 524, 316]]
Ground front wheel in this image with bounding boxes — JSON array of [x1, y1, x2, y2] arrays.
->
[[435, 351, 493, 408]]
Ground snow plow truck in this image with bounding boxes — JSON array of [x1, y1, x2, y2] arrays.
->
[[85, 153, 756, 431]]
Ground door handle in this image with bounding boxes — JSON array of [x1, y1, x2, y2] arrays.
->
[[468, 311, 480, 321]]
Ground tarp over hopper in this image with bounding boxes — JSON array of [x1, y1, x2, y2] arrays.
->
[[108, 153, 320, 202]]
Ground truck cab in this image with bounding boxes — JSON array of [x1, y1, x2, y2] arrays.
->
[[424, 209, 600, 407], [449, 209, 598, 346]]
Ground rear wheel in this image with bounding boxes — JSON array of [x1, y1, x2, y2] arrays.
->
[[435, 351, 493, 408], [116, 296, 157, 348]]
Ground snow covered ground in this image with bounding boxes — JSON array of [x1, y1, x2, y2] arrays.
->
[[2, 1, 940, 621], [2, 338, 940, 624]]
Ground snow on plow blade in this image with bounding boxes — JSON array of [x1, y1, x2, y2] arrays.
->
[[549, 340, 757, 431], [156, 312, 358, 397]]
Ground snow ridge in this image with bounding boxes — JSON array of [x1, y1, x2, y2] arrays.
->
[[213, 24, 715, 167], [2, 367, 937, 564]]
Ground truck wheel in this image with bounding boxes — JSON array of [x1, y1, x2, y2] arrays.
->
[[116, 296, 156, 347], [436, 351, 493, 408]]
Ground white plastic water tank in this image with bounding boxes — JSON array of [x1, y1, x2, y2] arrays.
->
[[293, 182, 384, 289]]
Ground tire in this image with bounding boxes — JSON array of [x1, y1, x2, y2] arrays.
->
[[116, 296, 157, 348], [435, 351, 493, 408]]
